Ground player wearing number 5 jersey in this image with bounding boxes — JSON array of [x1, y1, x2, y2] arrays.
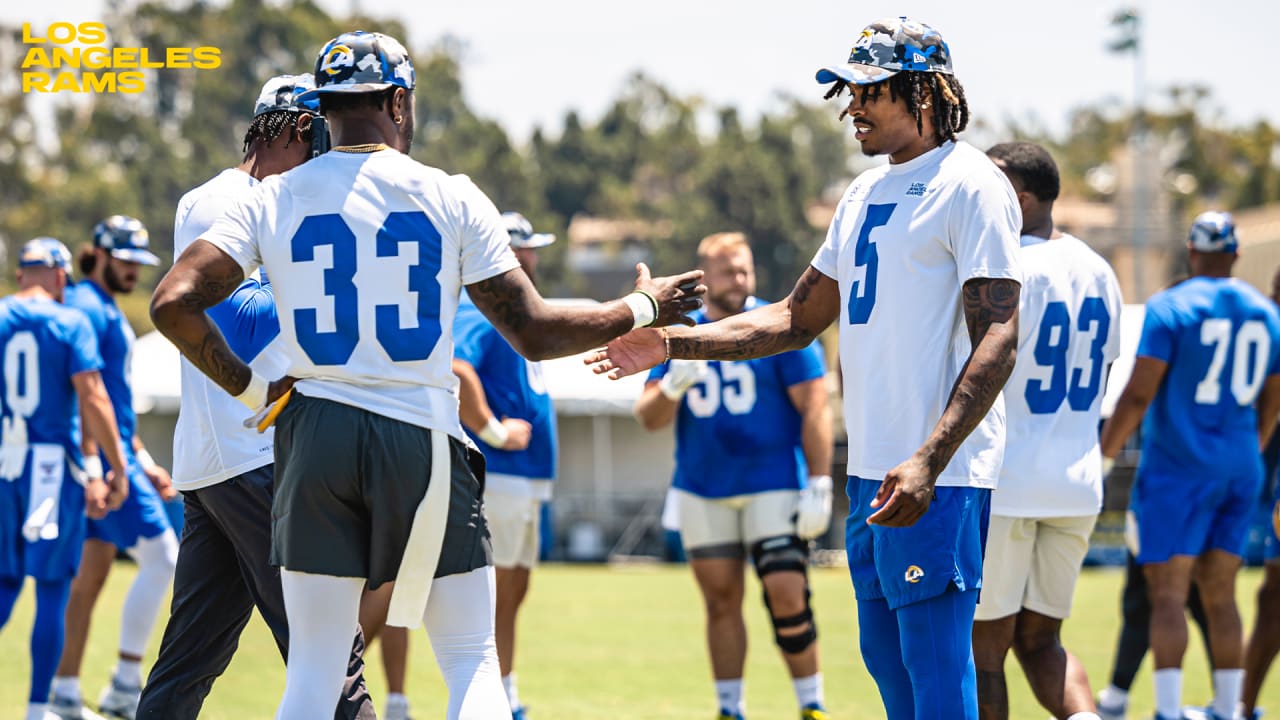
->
[[1101, 211, 1280, 720], [590, 17, 1021, 719], [150, 30, 705, 720], [634, 233, 832, 720], [971, 142, 1121, 720]]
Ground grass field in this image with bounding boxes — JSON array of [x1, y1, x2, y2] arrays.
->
[[3, 562, 1277, 718]]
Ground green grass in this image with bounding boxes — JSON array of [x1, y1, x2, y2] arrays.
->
[[3, 563, 1277, 718]]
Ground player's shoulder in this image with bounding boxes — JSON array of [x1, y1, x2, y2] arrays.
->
[[941, 141, 1011, 189]]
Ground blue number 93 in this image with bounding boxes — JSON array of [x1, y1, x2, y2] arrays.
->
[[1025, 298, 1110, 414]]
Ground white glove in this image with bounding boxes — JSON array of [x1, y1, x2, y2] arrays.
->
[[0, 415, 30, 481], [1101, 456, 1116, 477], [659, 360, 709, 400], [796, 474, 833, 540]]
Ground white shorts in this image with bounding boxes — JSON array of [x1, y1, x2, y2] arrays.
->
[[483, 488, 542, 569], [974, 514, 1097, 622], [675, 488, 799, 557]]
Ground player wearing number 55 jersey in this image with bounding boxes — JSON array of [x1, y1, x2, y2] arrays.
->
[[971, 142, 1121, 720], [150, 30, 705, 720], [589, 17, 1021, 719], [1101, 211, 1280, 720], [634, 233, 833, 720]]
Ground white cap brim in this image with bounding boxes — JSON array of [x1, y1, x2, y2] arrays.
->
[[510, 233, 555, 249], [816, 63, 898, 86]]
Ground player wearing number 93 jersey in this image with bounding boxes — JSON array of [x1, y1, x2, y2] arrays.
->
[[1100, 210, 1280, 720]]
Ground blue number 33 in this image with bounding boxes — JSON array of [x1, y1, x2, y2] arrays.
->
[[290, 211, 443, 365]]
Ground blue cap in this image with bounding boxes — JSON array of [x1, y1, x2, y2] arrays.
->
[[18, 237, 72, 272], [92, 215, 160, 266], [300, 30, 415, 101], [254, 73, 319, 116], [816, 16, 954, 86], [1188, 211, 1238, 254], [502, 212, 555, 249]]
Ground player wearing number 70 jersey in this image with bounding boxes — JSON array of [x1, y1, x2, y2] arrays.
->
[[1100, 211, 1280, 720], [150, 29, 705, 720]]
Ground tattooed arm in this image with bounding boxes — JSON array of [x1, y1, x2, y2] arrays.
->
[[465, 262, 704, 361], [150, 240, 254, 396], [867, 277, 1020, 527]]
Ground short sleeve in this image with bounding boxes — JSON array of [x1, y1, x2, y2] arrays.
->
[[948, 164, 1022, 285], [65, 310, 102, 377], [450, 175, 521, 286], [202, 183, 268, 278], [1136, 295, 1176, 363], [1103, 265, 1125, 365], [206, 279, 280, 364], [453, 304, 495, 367], [810, 196, 848, 281], [778, 340, 826, 388]]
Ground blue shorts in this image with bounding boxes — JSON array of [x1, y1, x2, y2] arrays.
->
[[86, 458, 170, 550], [845, 476, 990, 610], [1131, 468, 1260, 564], [0, 457, 87, 582]]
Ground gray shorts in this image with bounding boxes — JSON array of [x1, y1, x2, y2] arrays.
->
[[270, 393, 491, 588]]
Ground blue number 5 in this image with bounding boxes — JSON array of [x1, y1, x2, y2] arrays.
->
[[847, 203, 896, 325], [290, 211, 444, 366]]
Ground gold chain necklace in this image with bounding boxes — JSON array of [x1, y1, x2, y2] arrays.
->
[[332, 143, 389, 153]]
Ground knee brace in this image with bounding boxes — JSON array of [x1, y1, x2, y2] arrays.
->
[[751, 535, 817, 654]]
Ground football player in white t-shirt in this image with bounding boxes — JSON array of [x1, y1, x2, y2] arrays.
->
[[588, 16, 1022, 719], [136, 74, 374, 720], [149, 30, 704, 720], [970, 142, 1121, 720]]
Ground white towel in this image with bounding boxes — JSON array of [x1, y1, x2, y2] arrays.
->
[[0, 413, 29, 480], [386, 430, 453, 629], [23, 444, 66, 543]]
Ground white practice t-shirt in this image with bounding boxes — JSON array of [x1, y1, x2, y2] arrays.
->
[[171, 168, 289, 491], [811, 141, 1022, 488], [994, 233, 1122, 516], [202, 149, 520, 438]]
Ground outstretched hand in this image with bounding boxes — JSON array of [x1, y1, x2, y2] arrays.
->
[[633, 263, 706, 327], [867, 455, 936, 527], [585, 328, 667, 380]]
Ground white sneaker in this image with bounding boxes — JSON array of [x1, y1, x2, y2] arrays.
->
[[47, 697, 109, 720], [97, 678, 139, 720], [384, 695, 413, 720], [1097, 697, 1127, 720]]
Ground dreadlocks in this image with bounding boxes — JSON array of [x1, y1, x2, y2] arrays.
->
[[823, 71, 969, 145], [242, 110, 312, 153]]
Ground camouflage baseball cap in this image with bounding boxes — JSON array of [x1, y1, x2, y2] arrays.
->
[[253, 73, 319, 116], [18, 237, 72, 272], [1188, 211, 1239, 253], [816, 16, 954, 86], [299, 30, 415, 100], [502, 212, 555, 249]]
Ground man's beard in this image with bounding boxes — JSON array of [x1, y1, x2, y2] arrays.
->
[[104, 261, 134, 293]]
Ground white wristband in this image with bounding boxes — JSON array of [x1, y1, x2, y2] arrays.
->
[[808, 474, 833, 490], [234, 372, 269, 411], [136, 448, 157, 471], [477, 417, 509, 448], [83, 455, 103, 479], [623, 291, 657, 329], [658, 377, 687, 401]]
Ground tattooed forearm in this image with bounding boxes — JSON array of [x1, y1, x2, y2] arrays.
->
[[468, 269, 632, 360], [172, 323, 251, 396], [917, 278, 1020, 476], [152, 244, 251, 396]]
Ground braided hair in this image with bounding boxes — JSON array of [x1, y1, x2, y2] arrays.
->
[[823, 71, 969, 144], [242, 110, 312, 153]]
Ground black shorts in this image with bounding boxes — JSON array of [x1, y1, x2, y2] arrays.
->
[[270, 393, 491, 588]]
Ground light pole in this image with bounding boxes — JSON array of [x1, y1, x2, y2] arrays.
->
[[1109, 8, 1145, 298]]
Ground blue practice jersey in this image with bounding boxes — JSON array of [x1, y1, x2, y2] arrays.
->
[[0, 296, 101, 463], [1137, 276, 1280, 476], [64, 281, 137, 445], [648, 297, 827, 498], [453, 292, 557, 479]]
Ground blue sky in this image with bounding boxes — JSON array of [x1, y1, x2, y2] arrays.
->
[[6, 0, 1276, 143]]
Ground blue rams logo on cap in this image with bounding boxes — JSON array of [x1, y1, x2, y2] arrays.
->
[[1188, 211, 1239, 254], [18, 236, 72, 272], [93, 215, 160, 266]]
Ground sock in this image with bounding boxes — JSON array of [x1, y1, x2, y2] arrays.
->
[[26, 703, 49, 720], [31, 579, 71, 705], [792, 673, 824, 709], [502, 673, 521, 711], [1212, 669, 1244, 719], [1154, 668, 1183, 719], [715, 678, 744, 714], [51, 676, 80, 702], [1066, 714, 1102, 720], [114, 658, 143, 687], [385, 692, 409, 714], [1098, 684, 1128, 708]]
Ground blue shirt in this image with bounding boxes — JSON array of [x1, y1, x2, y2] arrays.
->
[[64, 281, 137, 445], [452, 293, 557, 479], [1137, 276, 1280, 476], [0, 296, 101, 462], [648, 297, 827, 498]]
